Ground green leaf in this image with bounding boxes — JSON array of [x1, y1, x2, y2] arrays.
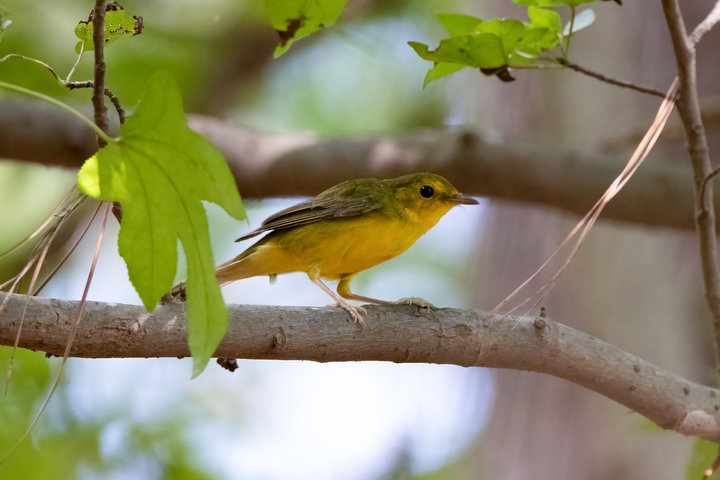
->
[[435, 13, 482, 36], [686, 439, 720, 480], [513, 0, 565, 7], [423, 62, 467, 87], [564, 9, 596, 35], [515, 0, 611, 6], [265, 0, 348, 57], [528, 6, 562, 48], [409, 35, 505, 70], [78, 72, 245, 377], [74, 7, 141, 54]]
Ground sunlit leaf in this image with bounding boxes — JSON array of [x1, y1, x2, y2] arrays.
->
[[564, 9, 596, 36], [265, 0, 348, 57], [528, 6, 562, 48], [74, 7, 141, 54], [435, 13, 482, 36], [423, 62, 467, 87], [78, 72, 245, 376]]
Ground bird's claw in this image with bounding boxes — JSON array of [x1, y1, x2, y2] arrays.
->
[[327, 301, 366, 328]]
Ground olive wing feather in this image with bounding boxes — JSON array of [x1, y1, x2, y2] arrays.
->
[[235, 179, 386, 242]]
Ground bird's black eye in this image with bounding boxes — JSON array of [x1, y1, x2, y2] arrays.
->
[[420, 185, 434, 198]]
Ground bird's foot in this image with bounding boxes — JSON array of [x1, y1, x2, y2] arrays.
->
[[161, 282, 187, 304], [394, 297, 434, 309], [328, 300, 367, 328]]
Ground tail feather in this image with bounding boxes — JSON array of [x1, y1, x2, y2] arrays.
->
[[165, 234, 293, 302]]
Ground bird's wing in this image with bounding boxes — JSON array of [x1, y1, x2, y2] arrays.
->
[[235, 179, 385, 241]]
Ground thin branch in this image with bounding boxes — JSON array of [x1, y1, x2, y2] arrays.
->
[[690, 1, 720, 46], [662, 0, 720, 378], [558, 59, 668, 98], [67, 81, 125, 124], [1, 292, 719, 441], [91, 0, 109, 146]]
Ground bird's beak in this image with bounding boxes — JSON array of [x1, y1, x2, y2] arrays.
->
[[448, 193, 479, 205]]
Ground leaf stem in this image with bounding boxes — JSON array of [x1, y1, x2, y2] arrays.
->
[[565, 5, 576, 57], [65, 43, 85, 84], [0, 80, 114, 144]]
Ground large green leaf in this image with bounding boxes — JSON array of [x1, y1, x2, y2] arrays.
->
[[78, 72, 245, 377], [265, 0, 348, 57]]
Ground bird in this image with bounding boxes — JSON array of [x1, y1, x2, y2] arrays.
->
[[171, 172, 478, 325]]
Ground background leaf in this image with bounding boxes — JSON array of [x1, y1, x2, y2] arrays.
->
[[74, 7, 140, 54], [686, 439, 720, 480], [564, 8, 596, 35], [78, 71, 245, 376], [265, 0, 348, 57]]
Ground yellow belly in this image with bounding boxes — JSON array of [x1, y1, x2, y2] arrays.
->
[[217, 214, 431, 283], [275, 216, 424, 278]]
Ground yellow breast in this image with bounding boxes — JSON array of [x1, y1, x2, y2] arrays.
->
[[273, 213, 431, 279]]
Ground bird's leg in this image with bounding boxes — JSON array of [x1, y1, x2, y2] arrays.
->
[[336, 277, 392, 305], [337, 277, 434, 308], [310, 277, 366, 326]]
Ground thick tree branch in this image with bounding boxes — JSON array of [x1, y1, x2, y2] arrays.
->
[[662, 0, 720, 377], [0, 104, 709, 230], [0, 292, 718, 441]]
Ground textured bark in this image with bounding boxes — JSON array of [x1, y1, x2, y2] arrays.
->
[[0, 102, 710, 230], [0, 291, 719, 441]]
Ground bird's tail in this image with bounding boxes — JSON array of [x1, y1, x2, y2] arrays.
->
[[164, 241, 274, 303]]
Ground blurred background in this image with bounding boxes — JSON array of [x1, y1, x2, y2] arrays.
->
[[1, 0, 720, 478]]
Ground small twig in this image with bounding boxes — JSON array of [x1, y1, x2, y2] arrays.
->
[[690, 1, 720, 46], [91, 0, 109, 146], [558, 59, 667, 98], [564, 5, 576, 56], [67, 81, 125, 124]]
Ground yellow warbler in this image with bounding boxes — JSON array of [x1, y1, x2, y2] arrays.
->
[[175, 173, 478, 324]]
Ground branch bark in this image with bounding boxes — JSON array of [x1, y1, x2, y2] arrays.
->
[[662, 0, 720, 377], [0, 292, 719, 442], [0, 103, 711, 231]]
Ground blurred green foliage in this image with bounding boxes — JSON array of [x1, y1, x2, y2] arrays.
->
[[686, 439, 720, 480], [0, 0, 475, 477], [0, 348, 219, 479]]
